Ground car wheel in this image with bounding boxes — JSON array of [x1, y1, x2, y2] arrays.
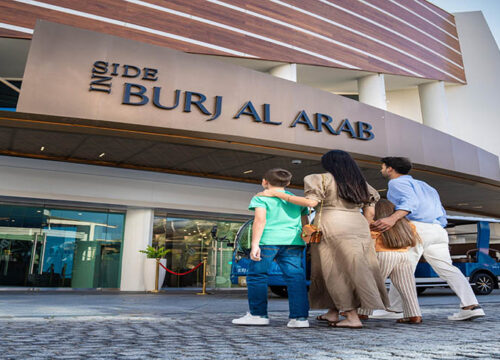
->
[[416, 287, 426, 295], [269, 286, 288, 298], [471, 272, 495, 295]]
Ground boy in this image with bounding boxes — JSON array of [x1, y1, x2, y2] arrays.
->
[[232, 168, 310, 328]]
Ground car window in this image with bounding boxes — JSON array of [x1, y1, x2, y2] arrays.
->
[[236, 220, 252, 254]]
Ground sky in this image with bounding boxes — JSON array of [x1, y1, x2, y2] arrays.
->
[[430, 0, 500, 48]]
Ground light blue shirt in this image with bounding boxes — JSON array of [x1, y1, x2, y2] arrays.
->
[[387, 175, 447, 227]]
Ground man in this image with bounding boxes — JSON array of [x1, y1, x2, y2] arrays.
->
[[371, 157, 485, 321]]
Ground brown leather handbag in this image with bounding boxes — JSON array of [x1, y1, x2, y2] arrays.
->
[[301, 223, 322, 244], [301, 174, 325, 244]]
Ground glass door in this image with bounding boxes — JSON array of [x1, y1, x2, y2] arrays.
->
[[0, 230, 46, 286], [0, 203, 125, 288], [209, 221, 244, 288], [152, 215, 245, 288]]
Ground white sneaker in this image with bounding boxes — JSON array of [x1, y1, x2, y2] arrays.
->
[[287, 319, 310, 328], [448, 306, 485, 321], [232, 312, 270, 326], [369, 310, 404, 319]]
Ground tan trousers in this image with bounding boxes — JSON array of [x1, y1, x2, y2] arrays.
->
[[359, 251, 421, 318]]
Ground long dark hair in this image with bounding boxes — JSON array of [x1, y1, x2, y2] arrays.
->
[[375, 199, 420, 249], [321, 150, 370, 204]]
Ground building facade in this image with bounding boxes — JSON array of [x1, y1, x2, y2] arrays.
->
[[0, 1, 498, 291]]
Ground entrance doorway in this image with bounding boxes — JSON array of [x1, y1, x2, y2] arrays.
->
[[0, 203, 125, 288], [153, 215, 245, 288], [0, 230, 48, 286]]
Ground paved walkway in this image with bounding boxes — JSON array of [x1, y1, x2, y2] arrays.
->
[[0, 289, 499, 359]]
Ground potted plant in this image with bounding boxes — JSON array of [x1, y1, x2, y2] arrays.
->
[[139, 246, 171, 292]]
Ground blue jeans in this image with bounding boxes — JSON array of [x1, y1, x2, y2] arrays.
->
[[247, 245, 309, 319]]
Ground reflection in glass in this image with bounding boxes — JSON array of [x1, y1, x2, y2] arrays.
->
[[0, 204, 124, 288], [153, 216, 244, 288]]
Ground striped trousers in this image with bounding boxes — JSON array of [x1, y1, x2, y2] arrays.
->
[[359, 251, 421, 318]]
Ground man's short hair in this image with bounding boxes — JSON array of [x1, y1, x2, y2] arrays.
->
[[264, 168, 292, 187], [381, 157, 412, 175]]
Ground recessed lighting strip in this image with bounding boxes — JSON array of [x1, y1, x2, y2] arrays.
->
[[0, 22, 33, 34]]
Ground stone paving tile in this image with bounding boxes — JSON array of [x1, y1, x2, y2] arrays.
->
[[0, 303, 499, 359]]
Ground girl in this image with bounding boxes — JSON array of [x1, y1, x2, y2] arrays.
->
[[359, 199, 422, 324]]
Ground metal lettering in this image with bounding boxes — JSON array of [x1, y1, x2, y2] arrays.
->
[[122, 83, 149, 105]]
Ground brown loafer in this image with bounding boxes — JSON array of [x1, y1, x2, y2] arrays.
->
[[396, 316, 422, 324]]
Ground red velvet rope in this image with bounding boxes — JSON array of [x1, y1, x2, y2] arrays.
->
[[158, 261, 203, 276]]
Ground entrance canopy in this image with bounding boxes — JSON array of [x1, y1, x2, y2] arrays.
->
[[0, 110, 498, 217]]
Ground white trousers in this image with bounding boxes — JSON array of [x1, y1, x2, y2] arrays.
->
[[388, 221, 478, 311], [359, 251, 421, 317]]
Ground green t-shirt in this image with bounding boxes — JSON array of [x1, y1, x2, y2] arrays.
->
[[248, 190, 308, 246]]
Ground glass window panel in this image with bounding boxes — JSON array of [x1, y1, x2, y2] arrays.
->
[[0, 203, 124, 288], [152, 215, 244, 288]]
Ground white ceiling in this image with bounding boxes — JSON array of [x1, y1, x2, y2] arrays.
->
[[207, 54, 441, 93]]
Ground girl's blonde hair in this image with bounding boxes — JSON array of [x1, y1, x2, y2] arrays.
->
[[375, 199, 421, 249]]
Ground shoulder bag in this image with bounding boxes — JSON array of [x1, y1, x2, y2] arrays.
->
[[301, 174, 325, 244]]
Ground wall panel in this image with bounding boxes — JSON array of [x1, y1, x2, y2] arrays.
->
[[0, 0, 466, 83]]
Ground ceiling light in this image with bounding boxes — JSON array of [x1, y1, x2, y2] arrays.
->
[[243, 170, 253, 174], [457, 203, 469, 206], [377, 188, 387, 192], [291, 159, 302, 165], [40, 146, 45, 151], [473, 205, 483, 209], [99, 152, 105, 158]]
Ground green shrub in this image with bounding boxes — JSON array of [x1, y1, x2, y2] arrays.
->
[[139, 245, 171, 259]]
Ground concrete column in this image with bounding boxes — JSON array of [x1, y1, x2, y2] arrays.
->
[[418, 81, 450, 133], [269, 63, 297, 82], [358, 74, 387, 110], [120, 208, 154, 291]]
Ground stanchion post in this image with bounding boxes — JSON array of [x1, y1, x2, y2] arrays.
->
[[196, 256, 209, 295], [153, 258, 160, 293]]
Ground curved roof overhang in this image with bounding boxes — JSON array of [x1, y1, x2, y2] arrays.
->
[[5, 21, 499, 216]]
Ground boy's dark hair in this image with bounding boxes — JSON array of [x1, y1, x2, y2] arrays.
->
[[264, 168, 292, 187], [381, 157, 412, 175]]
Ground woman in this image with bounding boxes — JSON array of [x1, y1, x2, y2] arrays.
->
[[358, 199, 422, 324], [259, 150, 389, 328]]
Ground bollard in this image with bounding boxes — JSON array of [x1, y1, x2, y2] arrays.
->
[[153, 258, 160, 293], [196, 256, 209, 295]]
